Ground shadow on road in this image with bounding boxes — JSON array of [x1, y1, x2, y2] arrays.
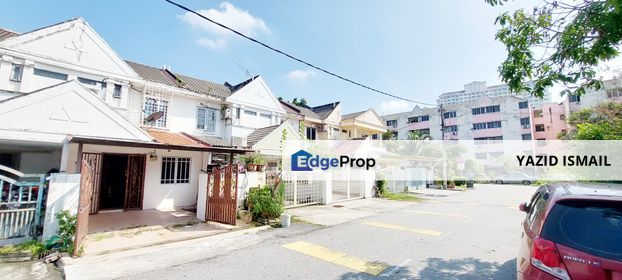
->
[[338, 257, 516, 280]]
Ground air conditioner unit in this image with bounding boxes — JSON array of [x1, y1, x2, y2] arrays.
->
[[224, 108, 233, 119], [231, 136, 247, 147]]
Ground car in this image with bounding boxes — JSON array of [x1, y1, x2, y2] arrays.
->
[[517, 183, 622, 280], [495, 173, 535, 185]]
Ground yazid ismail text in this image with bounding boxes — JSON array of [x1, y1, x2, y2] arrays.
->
[[516, 155, 612, 167]]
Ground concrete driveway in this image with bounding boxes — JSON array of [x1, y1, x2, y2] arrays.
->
[[121, 183, 536, 280]]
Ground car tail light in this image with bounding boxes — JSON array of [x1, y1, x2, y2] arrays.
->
[[531, 237, 570, 280]]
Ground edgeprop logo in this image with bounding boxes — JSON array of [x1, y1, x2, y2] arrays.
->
[[291, 150, 376, 171]]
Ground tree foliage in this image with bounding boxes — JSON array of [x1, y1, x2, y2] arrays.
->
[[488, 0, 622, 98], [559, 101, 622, 139], [292, 97, 308, 107]]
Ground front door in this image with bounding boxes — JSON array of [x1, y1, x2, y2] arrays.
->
[[124, 155, 146, 210]]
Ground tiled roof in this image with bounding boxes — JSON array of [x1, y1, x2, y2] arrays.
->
[[280, 101, 321, 119], [312, 102, 340, 119], [145, 129, 207, 147], [0, 28, 18, 40], [125, 60, 233, 99], [173, 72, 231, 99], [341, 110, 367, 120], [125, 60, 178, 87], [246, 125, 280, 146], [191, 134, 228, 147]]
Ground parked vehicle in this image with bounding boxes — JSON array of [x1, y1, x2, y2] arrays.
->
[[517, 183, 622, 280], [495, 173, 535, 185]]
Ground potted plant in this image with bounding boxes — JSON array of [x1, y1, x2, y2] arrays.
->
[[239, 154, 256, 172], [254, 153, 267, 171]]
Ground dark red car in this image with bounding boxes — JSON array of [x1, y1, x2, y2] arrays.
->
[[517, 183, 622, 280]]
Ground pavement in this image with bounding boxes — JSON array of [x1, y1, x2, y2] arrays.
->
[[115, 183, 536, 280]]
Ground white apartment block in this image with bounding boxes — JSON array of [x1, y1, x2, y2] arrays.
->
[[437, 81, 550, 108], [383, 95, 532, 141]]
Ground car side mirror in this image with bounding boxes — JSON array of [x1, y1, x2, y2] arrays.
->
[[519, 202, 529, 213]]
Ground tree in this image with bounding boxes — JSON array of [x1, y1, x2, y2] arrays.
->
[[292, 98, 308, 107], [407, 131, 431, 140], [559, 101, 622, 139], [382, 130, 397, 140], [488, 0, 622, 98]]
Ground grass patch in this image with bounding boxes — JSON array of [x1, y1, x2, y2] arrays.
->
[[170, 221, 199, 228], [93, 232, 114, 241], [291, 215, 324, 227], [382, 192, 424, 202], [0, 240, 45, 255]]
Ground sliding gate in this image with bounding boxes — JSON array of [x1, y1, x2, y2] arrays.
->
[[0, 165, 45, 243]]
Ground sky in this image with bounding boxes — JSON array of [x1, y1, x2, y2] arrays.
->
[[1, 0, 542, 115]]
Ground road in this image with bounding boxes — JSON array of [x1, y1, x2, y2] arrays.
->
[[122, 184, 535, 280]]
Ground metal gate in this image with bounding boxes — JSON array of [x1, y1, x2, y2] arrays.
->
[[74, 159, 94, 255], [283, 172, 322, 208], [124, 155, 146, 210], [332, 169, 365, 202], [206, 164, 238, 225], [0, 165, 45, 241]]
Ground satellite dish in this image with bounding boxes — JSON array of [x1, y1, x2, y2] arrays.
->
[[145, 111, 164, 124]]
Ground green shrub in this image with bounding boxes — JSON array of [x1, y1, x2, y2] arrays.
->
[[44, 210, 77, 255], [247, 183, 284, 220], [375, 180, 387, 196], [453, 177, 467, 187]]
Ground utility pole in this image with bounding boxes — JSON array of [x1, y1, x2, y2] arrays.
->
[[439, 104, 447, 189]]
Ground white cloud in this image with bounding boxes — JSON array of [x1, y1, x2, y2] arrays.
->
[[286, 69, 316, 84], [197, 38, 227, 50], [379, 100, 411, 115], [179, 2, 269, 50]]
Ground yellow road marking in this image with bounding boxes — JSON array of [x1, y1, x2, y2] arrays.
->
[[404, 210, 469, 218], [282, 241, 389, 275], [362, 221, 443, 236]]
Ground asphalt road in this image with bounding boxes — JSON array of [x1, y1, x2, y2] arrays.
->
[[122, 184, 536, 280]]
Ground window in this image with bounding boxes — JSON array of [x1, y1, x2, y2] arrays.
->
[[407, 117, 417, 123], [244, 110, 257, 116], [443, 111, 456, 118], [520, 117, 530, 127], [113, 84, 122, 99], [533, 109, 543, 118], [420, 115, 430, 121], [518, 101, 529, 109], [474, 136, 503, 142], [77, 77, 99, 86], [235, 108, 241, 119], [487, 121, 502, 128], [161, 157, 191, 184], [33, 68, 67, 80], [386, 120, 397, 127], [391, 131, 398, 138], [410, 128, 430, 136], [522, 134, 532, 140], [197, 107, 217, 132], [443, 125, 458, 133], [143, 97, 168, 128], [371, 134, 379, 140], [259, 113, 271, 119], [9, 64, 23, 82], [407, 115, 429, 123], [569, 94, 581, 103], [472, 123, 487, 130], [472, 105, 500, 115], [535, 124, 545, 132], [559, 114, 566, 121], [306, 127, 316, 140]]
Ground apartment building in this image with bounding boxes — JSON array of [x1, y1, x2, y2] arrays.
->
[[436, 81, 550, 108], [383, 95, 532, 140]]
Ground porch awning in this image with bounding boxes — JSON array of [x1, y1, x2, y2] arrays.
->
[[67, 135, 251, 154]]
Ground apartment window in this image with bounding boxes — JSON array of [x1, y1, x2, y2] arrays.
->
[[407, 117, 417, 123], [472, 105, 500, 115], [560, 114, 566, 120], [473, 121, 502, 130], [474, 136, 503, 143], [371, 134, 379, 140], [535, 124, 545, 132], [487, 121, 502, 128], [569, 94, 581, 103], [410, 128, 430, 136], [420, 115, 430, 121], [33, 68, 68, 80], [443, 111, 456, 118], [386, 120, 397, 127], [143, 97, 168, 128], [391, 131, 398, 138], [518, 101, 529, 109], [259, 113, 271, 119], [9, 64, 23, 82], [161, 157, 190, 184], [522, 134, 532, 140], [520, 117, 530, 127], [77, 77, 98, 86], [244, 110, 257, 116], [473, 123, 487, 130], [407, 115, 429, 123], [443, 125, 458, 133], [306, 127, 316, 140], [235, 108, 241, 119], [197, 107, 217, 132], [533, 109, 543, 118], [113, 84, 122, 99]]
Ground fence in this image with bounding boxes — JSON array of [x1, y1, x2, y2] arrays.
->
[[0, 165, 45, 243]]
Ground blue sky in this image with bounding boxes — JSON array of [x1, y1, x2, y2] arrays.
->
[[1, 0, 534, 115]]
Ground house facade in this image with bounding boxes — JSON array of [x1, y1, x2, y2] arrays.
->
[[280, 101, 342, 140], [340, 109, 387, 140]]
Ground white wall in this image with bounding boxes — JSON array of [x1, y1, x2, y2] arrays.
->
[[43, 173, 81, 241], [167, 94, 224, 138], [19, 150, 62, 174]]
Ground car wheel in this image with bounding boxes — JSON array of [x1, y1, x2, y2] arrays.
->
[[495, 180, 503, 184], [522, 180, 530, 185]]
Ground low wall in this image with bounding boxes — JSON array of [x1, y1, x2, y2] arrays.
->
[[42, 173, 80, 241]]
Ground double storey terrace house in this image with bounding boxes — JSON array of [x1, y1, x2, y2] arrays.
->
[[280, 101, 342, 140]]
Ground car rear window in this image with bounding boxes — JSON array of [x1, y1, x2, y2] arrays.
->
[[541, 199, 622, 260]]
